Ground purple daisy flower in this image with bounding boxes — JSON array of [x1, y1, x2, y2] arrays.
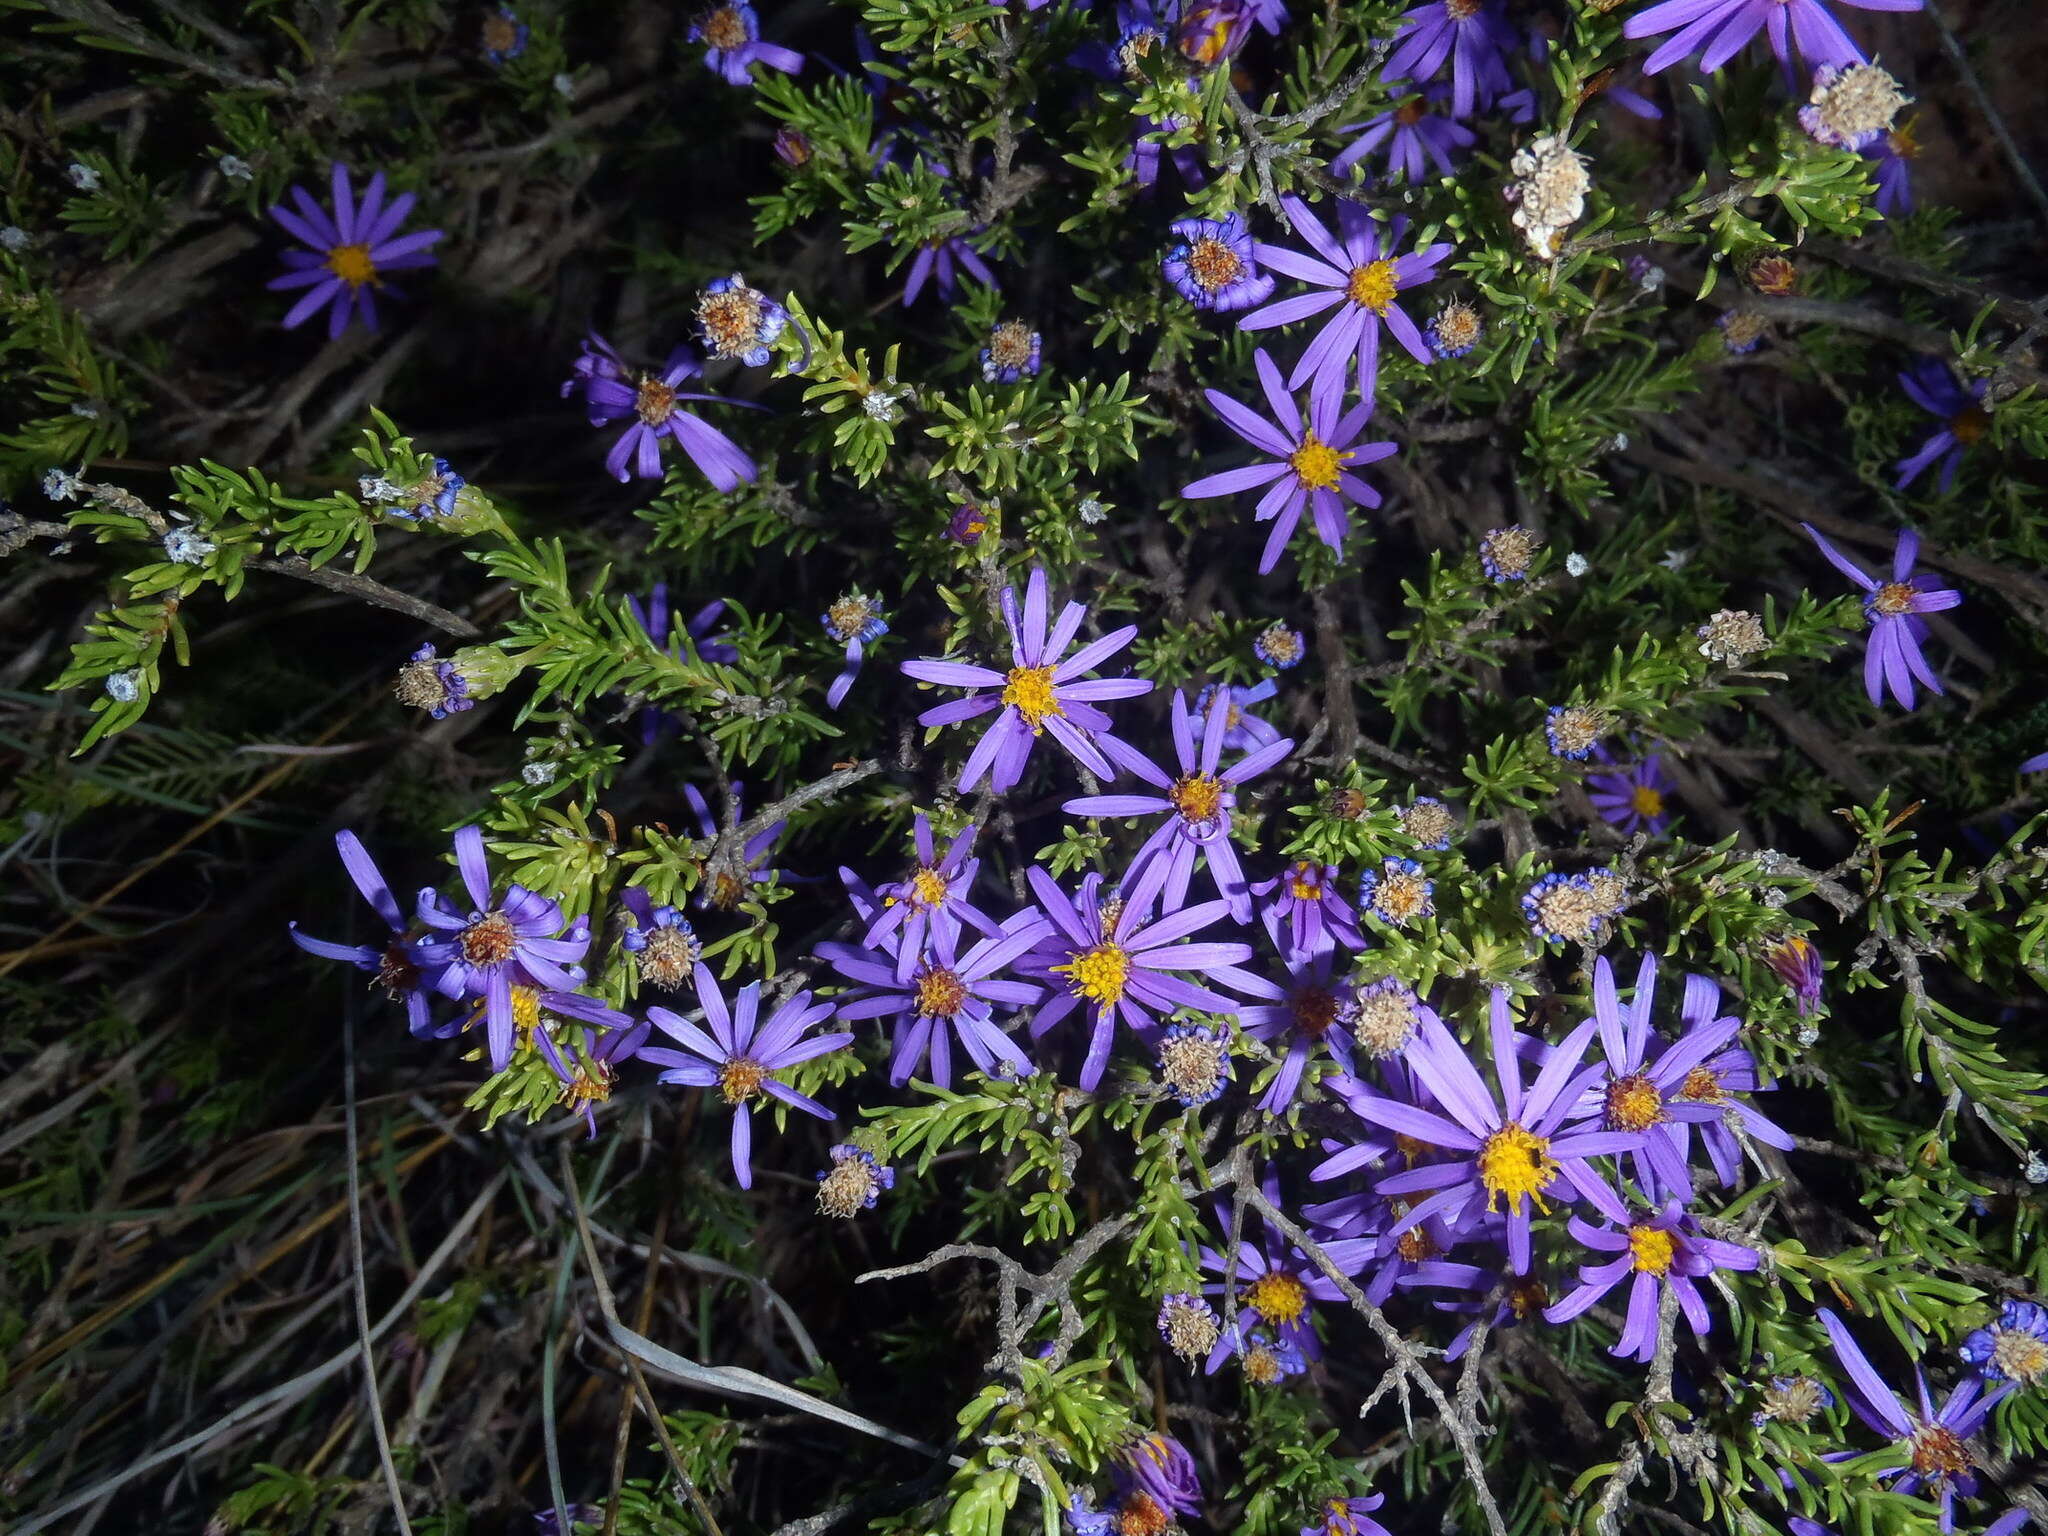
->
[[1764, 934, 1825, 1015], [899, 565, 1153, 795], [816, 915, 1046, 1088], [395, 642, 470, 720], [1348, 989, 1642, 1273], [1625, 0, 1922, 79], [1864, 122, 1920, 215], [2021, 750, 2048, 774], [980, 320, 1043, 384], [1587, 745, 1677, 835], [1332, 85, 1477, 185], [266, 164, 441, 339], [640, 965, 851, 1188], [822, 591, 888, 709], [1567, 953, 1748, 1199], [1119, 1434, 1203, 1522], [816, 1143, 895, 1216], [580, 344, 762, 490], [1017, 859, 1260, 1092], [1544, 1201, 1760, 1361], [1303, 1187, 1467, 1306], [1819, 1307, 2014, 1532], [1198, 1190, 1374, 1367], [1236, 944, 1357, 1111], [1180, 348, 1397, 574], [1658, 970, 1797, 1187], [1193, 680, 1283, 751], [1959, 1300, 2048, 1388], [1895, 359, 1990, 493], [412, 827, 594, 1071], [1381, 0, 1519, 119], [1251, 861, 1364, 956], [536, 1008, 651, 1137], [288, 830, 438, 1039], [684, 782, 789, 912], [619, 888, 701, 992], [1357, 857, 1435, 929], [1304, 1495, 1395, 1536], [857, 814, 1005, 978], [1241, 199, 1453, 407], [1254, 623, 1305, 669], [904, 233, 998, 306], [1801, 523, 1962, 711], [696, 273, 790, 368], [1163, 213, 1276, 313], [1065, 689, 1295, 921], [690, 1, 803, 85], [1400, 1252, 1555, 1360], [481, 7, 529, 64]]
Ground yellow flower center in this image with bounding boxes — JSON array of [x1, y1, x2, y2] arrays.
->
[[1288, 433, 1345, 490], [1245, 1270, 1310, 1326], [1002, 664, 1063, 730], [1604, 1072, 1666, 1132], [1630, 783, 1665, 818], [510, 984, 542, 1042], [1870, 581, 1917, 616], [718, 1056, 766, 1105], [635, 376, 677, 426], [1169, 771, 1225, 826], [1476, 1122, 1558, 1214], [1676, 1065, 1725, 1104], [914, 965, 969, 1019], [1054, 942, 1131, 1008], [908, 867, 950, 908], [1507, 1276, 1550, 1318], [1285, 862, 1323, 902], [564, 1060, 614, 1110], [1628, 1225, 1677, 1275], [325, 243, 376, 287], [460, 910, 517, 966], [1241, 1344, 1283, 1385], [1346, 258, 1400, 314], [1186, 235, 1244, 292]]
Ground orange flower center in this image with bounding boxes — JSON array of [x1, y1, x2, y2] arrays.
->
[[325, 243, 376, 287], [1169, 771, 1225, 825], [1185, 235, 1244, 291], [1870, 581, 1917, 616], [701, 6, 749, 51], [718, 1056, 766, 1105], [1605, 1072, 1666, 1132], [636, 377, 677, 426], [459, 910, 517, 966], [1950, 405, 1988, 445], [914, 965, 969, 1019]]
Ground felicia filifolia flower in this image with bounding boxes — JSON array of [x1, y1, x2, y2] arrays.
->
[[481, 6, 529, 64], [1625, 0, 1922, 78], [1181, 349, 1397, 574], [537, 1007, 650, 1137], [1959, 1300, 2048, 1388], [1801, 524, 1961, 710], [1162, 212, 1275, 313], [691, 0, 803, 84], [1865, 123, 1919, 215], [1545, 1202, 1760, 1361], [1303, 1495, 1395, 1536], [1381, 0, 1519, 119], [821, 591, 888, 709], [816, 1143, 895, 1217], [1242, 198, 1453, 407], [1019, 861, 1256, 1092], [412, 827, 593, 1070], [1587, 746, 1676, 836], [684, 782, 789, 911], [900, 565, 1152, 795], [289, 830, 436, 1038], [1895, 359, 1989, 493], [1236, 944, 1357, 1111], [1251, 861, 1364, 955], [1800, 61, 1911, 149], [626, 585, 739, 742], [696, 274, 788, 366], [1819, 1307, 2013, 1532], [580, 343, 762, 490], [981, 320, 1042, 383], [1353, 991, 1641, 1272], [1066, 689, 1294, 920], [816, 917, 1045, 1088], [1193, 680, 1283, 751], [619, 888, 701, 992], [641, 965, 850, 1188], [1764, 934, 1825, 1016], [267, 164, 441, 338], [1333, 86, 1476, 184]]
